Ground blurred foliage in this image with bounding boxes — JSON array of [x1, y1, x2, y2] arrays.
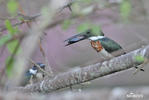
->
[[7, 0, 18, 15], [77, 22, 90, 32], [2, 0, 133, 79], [4, 0, 22, 78], [77, 22, 102, 36], [5, 19, 20, 53], [91, 24, 102, 36], [62, 0, 132, 36], [2, 19, 21, 77], [71, 0, 96, 16], [5, 20, 18, 35], [5, 56, 15, 77], [61, 0, 132, 36], [120, 0, 131, 20], [71, 0, 132, 21], [71, 2, 81, 15], [7, 40, 20, 54], [81, 6, 94, 15], [0, 34, 11, 47], [62, 20, 71, 30]]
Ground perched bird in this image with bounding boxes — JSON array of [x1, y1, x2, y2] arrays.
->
[[64, 29, 144, 73], [64, 29, 125, 59], [23, 63, 45, 86]]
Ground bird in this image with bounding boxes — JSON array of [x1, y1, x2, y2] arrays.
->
[[64, 29, 146, 73], [64, 29, 125, 59], [22, 63, 45, 86]]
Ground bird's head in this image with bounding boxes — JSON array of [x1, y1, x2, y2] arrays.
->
[[64, 29, 104, 46], [26, 63, 45, 76]]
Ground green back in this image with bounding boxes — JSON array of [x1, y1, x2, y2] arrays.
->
[[99, 37, 122, 53]]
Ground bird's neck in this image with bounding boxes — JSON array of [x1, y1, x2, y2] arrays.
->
[[89, 36, 104, 41]]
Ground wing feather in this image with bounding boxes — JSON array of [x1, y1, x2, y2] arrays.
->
[[99, 37, 123, 53]]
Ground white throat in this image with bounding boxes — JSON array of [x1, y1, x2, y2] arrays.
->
[[89, 36, 104, 41]]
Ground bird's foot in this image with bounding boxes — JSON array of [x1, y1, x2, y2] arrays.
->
[[133, 58, 149, 75], [133, 65, 145, 75]]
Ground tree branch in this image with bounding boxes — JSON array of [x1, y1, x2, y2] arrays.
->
[[16, 45, 149, 93]]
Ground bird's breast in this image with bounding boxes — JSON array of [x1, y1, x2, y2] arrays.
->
[[90, 40, 103, 52], [36, 73, 44, 81]]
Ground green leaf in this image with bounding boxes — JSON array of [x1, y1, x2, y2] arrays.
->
[[7, 0, 18, 14], [77, 23, 102, 35], [5, 56, 14, 77], [91, 25, 101, 36], [77, 23, 91, 33], [71, 2, 81, 15], [7, 40, 19, 54], [5, 20, 18, 35], [62, 20, 71, 30], [18, 16, 24, 21], [120, 0, 131, 20], [0, 34, 11, 47], [135, 55, 144, 63]]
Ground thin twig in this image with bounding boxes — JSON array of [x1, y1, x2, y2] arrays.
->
[[38, 39, 53, 76]]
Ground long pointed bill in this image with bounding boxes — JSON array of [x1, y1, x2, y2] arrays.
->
[[64, 31, 89, 46]]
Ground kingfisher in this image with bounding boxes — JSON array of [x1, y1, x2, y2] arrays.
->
[[64, 29, 125, 59], [22, 63, 45, 86], [64, 29, 145, 73]]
